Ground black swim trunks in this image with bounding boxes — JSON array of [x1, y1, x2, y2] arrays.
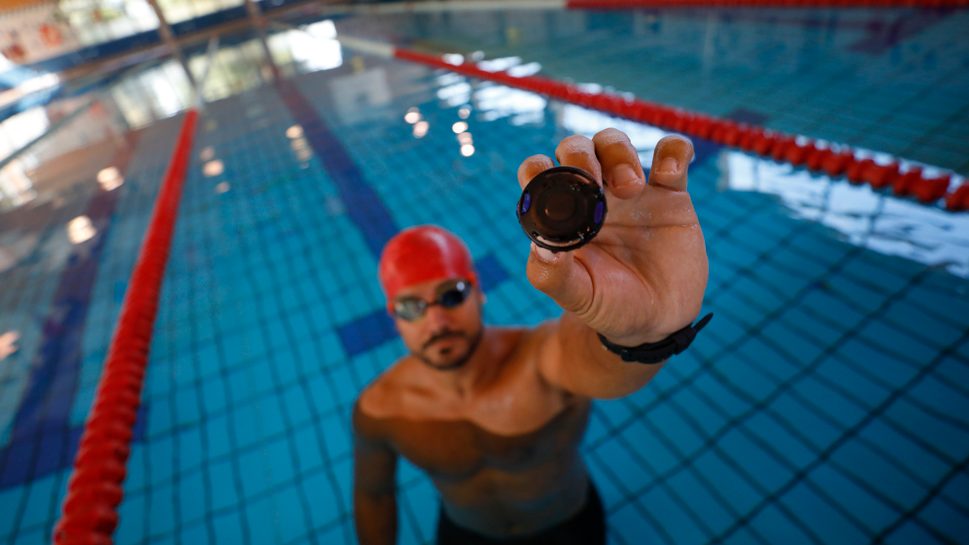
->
[[436, 481, 606, 545]]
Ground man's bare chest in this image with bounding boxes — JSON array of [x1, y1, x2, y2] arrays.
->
[[384, 398, 591, 480]]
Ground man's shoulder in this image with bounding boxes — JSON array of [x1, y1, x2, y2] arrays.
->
[[354, 357, 412, 428]]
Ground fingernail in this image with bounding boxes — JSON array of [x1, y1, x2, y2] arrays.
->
[[657, 156, 678, 173], [533, 244, 557, 263], [611, 164, 639, 187]]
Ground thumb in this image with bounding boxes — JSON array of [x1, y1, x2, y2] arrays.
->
[[526, 243, 593, 315]]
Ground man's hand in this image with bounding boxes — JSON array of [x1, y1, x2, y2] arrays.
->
[[518, 129, 708, 346]]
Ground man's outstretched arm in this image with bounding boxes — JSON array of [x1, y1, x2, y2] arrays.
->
[[520, 130, 709, 399], [353, 401, 399, 545]]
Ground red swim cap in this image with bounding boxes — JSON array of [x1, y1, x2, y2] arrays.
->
[[379, 225, 477, 311]]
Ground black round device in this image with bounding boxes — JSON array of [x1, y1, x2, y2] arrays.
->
[[517, 166, 607, 253]]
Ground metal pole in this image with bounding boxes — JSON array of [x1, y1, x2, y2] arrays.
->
[[145, 0, 197, 89], [244, 0, 280, 81]]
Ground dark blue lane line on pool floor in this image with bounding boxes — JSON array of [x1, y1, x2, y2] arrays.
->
[[275, 78, 398, 259], [273, 77, 516, 356], [0, 135, 148, 490]]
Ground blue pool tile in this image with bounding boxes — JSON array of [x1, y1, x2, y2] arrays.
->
[[791, 375, 868, 428], [857, 419, 948, 487], [146, 485, 176, 537], [882, 519, 938, 545], [639, 485, 710, 545], [247, 363, 277, 398], [231, 403, 263, 449], [252, 396, 285, 434], [628, 421, 680, 477], [648, 404, 705, 457], [940, 470, 969, 510], [281, 384, 313, 425], [0, 486, 23, 537], [610, 502, 664, 545], [148, 435, 175, 485], [332, 458, 353, 507], [244, 494, 276, 545], [302, 469, 341, 529], [174, 388, 200, 427], [831, 439, 926, 512], [770, 392, 843, 451], [857, 321, 938, 366], [265, 438, 296, 489], [204, 414, 232, 459], [883, 299, 964, 350], [780, 481, 869, 544], [747, 503, 817, 545], [179, 521, 210, 545], [293, 425, 325, 473], [814, 355, 891, 409], [114, 490, 146, 545], [899, 376, 969, 435], [719, 427, 793, 493], [885, 398, 969, 462], [838, 339, 918, 390], [11, 526, 46, 545], [666, 468, 735, 535], [238, 448, 271, 499], [693, 373, 752, 420], [809, 463, 899, 534], [717, 354, 779, 402], [320, 412, 351, 461], [273, 348, 300, 385], [19, 474, 58, 530], [178, 469, 207, 527], [671, 387, 728, 437], [212, 510, 246, 545], [208, 458, 240, 511], [275, 491, 309, 544], [758, 320, 826, 366], [743, 412, 815, 471], [917, 493, 969, 544]]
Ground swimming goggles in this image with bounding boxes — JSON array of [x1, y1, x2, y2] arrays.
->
[[392, 279, 473, 322]]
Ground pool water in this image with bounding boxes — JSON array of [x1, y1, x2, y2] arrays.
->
[[1, 6, 968, 545]]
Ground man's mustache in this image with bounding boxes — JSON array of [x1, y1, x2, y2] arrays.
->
[[423, 330, 464, 350]]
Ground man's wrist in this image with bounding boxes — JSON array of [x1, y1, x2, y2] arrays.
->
[[597, 313, 714, 364]]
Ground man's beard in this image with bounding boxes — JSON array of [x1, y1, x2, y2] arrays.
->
[[415, 326, 484, 371]]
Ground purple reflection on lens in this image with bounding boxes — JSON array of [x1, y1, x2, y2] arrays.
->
[[594, 201, 604, 225], [521, 192, 531, 214]]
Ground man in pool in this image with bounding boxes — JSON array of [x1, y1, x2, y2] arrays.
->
[[353, 129, 708, 545]]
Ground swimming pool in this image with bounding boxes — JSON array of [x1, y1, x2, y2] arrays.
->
[[1, 5, 968, 545]]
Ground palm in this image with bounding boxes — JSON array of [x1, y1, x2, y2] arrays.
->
[[520, 131, 708, 345], [573, 184, 707, 344]]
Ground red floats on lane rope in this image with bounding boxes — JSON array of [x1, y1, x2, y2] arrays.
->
[[54, 109, 199, 545], [391, 46, 964, 210]]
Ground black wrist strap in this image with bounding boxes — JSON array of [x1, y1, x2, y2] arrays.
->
[[597, 313, 713, 364]]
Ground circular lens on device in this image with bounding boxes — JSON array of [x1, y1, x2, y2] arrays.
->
[[517, 166, 606, 252]]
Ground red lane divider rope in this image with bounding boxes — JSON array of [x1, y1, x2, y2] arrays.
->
[[393, 47, 967, 211], [566, 0, 969, 7], [53, 109, 199, 545]]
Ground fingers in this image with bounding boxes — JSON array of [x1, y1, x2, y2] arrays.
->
[[517, 154, 554, 190], [526, 243, 593, 315], [592, 128, 645, 200], [648, 135, 694, 191], [555, 135, 602, 184]]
